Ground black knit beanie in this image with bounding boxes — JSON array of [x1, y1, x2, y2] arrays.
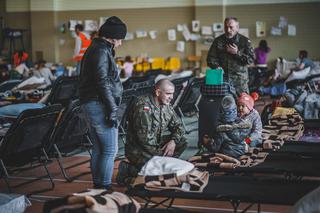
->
[[98, 16, 127, 39]]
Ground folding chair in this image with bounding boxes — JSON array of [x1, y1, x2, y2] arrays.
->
[[46, 99, 92, 182], [0, 104, 63, 193], [45, 76, 79, 107], [123, 76, 155, 90], [174, 77, 204, 133], [171, 76, 193, 107]]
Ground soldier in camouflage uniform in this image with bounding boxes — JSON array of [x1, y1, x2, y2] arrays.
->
[[118, 79, 187, 182], [207, 17, 254, 95]]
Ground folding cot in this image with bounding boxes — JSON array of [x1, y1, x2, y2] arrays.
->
[[127, 175, 320, 213]]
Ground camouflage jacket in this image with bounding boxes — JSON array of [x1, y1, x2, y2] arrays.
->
[[125, 95, 185, 166], [207, 33, 254, 79]]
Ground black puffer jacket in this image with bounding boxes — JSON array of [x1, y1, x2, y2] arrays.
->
[[79, 38, 123, 121]]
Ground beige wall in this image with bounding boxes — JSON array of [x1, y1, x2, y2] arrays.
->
[[0, 0, 31, 57], [55, 7, 195, 65], [196, 2, 320, 68], [2, 1, 320, 68]]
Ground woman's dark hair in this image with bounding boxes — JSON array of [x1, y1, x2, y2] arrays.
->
[[124, 55, 132, 62], [258, 40, 269, 52], [299, 50, 308, 59]]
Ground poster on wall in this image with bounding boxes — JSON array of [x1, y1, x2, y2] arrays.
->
[[69, 20, 82, 31], [239, 28, 249, 38], [177, 41, 185, 52], [136, 30, 148, 38], [168, 29, 176, 41], [149, 30, 158, 39], [192, 20, 200, 32], [190, 34, 201, 41], [288, 24, 296, 36], [177, 24, 184, 32], [213, 23, 223, 32], [202, 36, 214, 45], [125, 32, 134, 40], [99, 17, 108, 27], [182, 24, 191, 41], [278, 16, 288, 29], [271, 26, 282, 36], [256, 21, 266, 37], [201, 26, 213, 35], [84, 20, 98, 31]]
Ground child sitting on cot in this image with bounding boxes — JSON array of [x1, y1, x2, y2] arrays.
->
[[237, 93, 262, 147], [211, 95, 252, 159]]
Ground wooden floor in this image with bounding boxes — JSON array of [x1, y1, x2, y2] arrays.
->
[[0, 155, 292, 213]]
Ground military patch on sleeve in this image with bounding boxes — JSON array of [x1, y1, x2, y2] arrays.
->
[[143, 106, 150, 111]]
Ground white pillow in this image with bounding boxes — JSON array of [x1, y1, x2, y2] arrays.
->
[[285, 67, 310, 83], [139, 156, 194, 176]]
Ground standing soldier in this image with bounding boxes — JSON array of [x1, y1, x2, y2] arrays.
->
[[207, 17, 254, 95], [117, 79, 187, 185]]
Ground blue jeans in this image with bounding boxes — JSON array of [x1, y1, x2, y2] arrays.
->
[[82, 101, 118, 187]]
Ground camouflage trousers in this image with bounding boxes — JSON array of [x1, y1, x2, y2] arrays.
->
[[228, 72, 249, 95]]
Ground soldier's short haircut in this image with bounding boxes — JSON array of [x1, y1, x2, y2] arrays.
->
[[155, 79, 174, 91], [224, 17, 239, 24]]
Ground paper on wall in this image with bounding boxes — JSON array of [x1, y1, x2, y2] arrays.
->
[[177, 41, 185, 52], [125, 32, 134, 40], [177, 24, 184, 32], [239, 28, 249, 38], [136, 30, 148, 38], [168, 29, 176, 41], [190, 34, 201, 41], [69, 20, 82, 31], [84, 20, 98, 31], [182, 24, 191, 41], [201, 26, 213, 35], [278, 16, 288, 29], [288, 24, 296, 36], [213, 23, 223, 32], [149, 30, 158, 39], [99, 17, 108, 27], [202, 36, 214, 45], [271, 26, 282, 36], [192, 20, 200, 32], [256, 21, 266, 37]]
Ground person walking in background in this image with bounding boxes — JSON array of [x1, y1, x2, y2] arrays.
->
[[79, 16, 127, 190], [73, 24, 91, 75], [122, 55, 134, 78], [207, 17, 254, 95], [254, 40, 271, 66]]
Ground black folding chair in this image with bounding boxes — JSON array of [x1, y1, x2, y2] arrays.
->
[[46, 99, 92, 182], [174, 77, 204, 133], [171, 76, 193, 107], [45, 76, 79, 107], [0, 104, 63, 193], [123, 76, 155, 90]]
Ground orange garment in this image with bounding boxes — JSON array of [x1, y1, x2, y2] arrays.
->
[[73, 32, 91, 61], [13, 52, 28, 67]]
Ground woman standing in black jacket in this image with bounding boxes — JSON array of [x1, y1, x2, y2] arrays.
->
[[79, 16, 127, 190]]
